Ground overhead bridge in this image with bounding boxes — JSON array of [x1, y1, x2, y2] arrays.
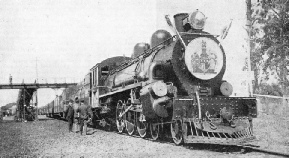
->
[[0, 83, 77, 89], [0, 82, 78, 121]]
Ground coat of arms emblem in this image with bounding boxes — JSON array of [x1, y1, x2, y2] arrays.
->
[[191, 40, 217, 74]]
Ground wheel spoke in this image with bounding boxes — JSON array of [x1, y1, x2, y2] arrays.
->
[[137, 121, 147, 138], [126, 120, 135, 135], [171, 120, 183, 145]]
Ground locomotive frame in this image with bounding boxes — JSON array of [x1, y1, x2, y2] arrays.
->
[[40, 10, 257, 146]]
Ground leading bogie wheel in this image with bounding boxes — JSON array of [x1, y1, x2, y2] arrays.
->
[[150, 123, 159, 140], [171, 120, 183, 145]]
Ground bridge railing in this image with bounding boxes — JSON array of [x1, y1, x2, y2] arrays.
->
[[28, 78, 82, 84]]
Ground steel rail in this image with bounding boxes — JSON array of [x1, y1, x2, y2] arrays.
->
[[240, 145, 289, 157]]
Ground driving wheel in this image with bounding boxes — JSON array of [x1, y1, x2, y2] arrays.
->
[[116, 100, 125, 133], [137, 120, 147, 138], [125, 111, 135, 135]]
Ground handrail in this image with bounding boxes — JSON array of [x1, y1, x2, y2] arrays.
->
[[109, 35, 177, 75]]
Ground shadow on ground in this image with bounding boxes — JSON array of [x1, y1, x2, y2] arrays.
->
[[37, 117, 55, 121], [184, 143, 247, 154]]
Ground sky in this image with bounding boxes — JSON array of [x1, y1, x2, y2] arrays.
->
[[0, 0, 250, 107]]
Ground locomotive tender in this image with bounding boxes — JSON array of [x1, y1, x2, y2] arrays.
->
[[41, 10, 257, 145]]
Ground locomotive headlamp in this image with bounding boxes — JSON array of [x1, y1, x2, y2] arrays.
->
[[189, 10, 207, 30], [220, 81, 233, 96], [151, 81, 168, 97]]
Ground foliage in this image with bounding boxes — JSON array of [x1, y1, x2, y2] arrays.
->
[[62, 86, 79, 101], [251, 0, 289, 94], [255, 83, 283, 96]]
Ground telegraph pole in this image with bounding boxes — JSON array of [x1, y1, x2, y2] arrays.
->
[[35, 57, 38, 120], [23, 89, 26, 122], [36, 57, 38, 83]]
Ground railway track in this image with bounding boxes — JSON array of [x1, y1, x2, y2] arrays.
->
[[241, 145, 289, 157], [50, 115, 289, 157]]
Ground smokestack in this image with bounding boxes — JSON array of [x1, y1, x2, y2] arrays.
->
[[173, 13, 188, 32]]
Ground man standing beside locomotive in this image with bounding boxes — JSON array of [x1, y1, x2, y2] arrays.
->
[[77, 99, 93, 135], [73, 97, 80, 132], [65, 99, 74, 132]]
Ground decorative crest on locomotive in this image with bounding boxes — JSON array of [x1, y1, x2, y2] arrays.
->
[[42, 9, 257, 146]]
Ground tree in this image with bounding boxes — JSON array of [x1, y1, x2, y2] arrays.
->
[[245, 0, 265, 94], [251, 0, 289, 95], [255, 83, 283, 96], [1, 102, 17, 111]]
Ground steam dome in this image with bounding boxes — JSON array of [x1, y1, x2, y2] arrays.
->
[[150, 30, 172, 48], [132, 43, 150, 58]]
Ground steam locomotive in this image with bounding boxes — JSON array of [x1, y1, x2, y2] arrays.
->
[[40, 10, 257, 145]]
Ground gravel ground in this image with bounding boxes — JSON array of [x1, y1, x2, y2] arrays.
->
[[253, 113, 289, 154], [0, 115, 288, 158]]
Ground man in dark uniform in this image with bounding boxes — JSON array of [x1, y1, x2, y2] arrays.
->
[[73, 97, 80, 132], [65, 99, 74, 132], [9, 74, 12, 85], [77, 99, 93, 135], [0, 111, 3, 122]]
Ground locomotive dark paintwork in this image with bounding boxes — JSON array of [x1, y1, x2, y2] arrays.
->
[[40, 10, 257, 145]]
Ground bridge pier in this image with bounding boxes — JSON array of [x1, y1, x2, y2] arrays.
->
[[16, 88, 36, 122], [35, 89, 38, 121]]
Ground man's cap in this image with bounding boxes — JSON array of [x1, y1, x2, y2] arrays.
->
[[74, 96, 79, 101], [80, 99, 85, 103]]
